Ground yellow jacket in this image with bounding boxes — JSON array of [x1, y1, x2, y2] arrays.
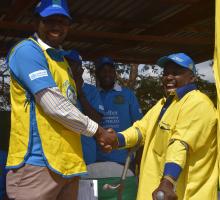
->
[[122, 90, 218, 200]]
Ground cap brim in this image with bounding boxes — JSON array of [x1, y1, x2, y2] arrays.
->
[[156, 56, 170, 67], [39, 7, 72, 20], [96, 61, 115, 70], [157, 56, 196, 74]]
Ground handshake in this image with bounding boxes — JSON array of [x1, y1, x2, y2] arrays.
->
[[94, 125, 119, 152]]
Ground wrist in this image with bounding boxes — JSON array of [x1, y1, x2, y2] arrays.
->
[[94, 126, 103, 139], [161, 175, 176, 189]]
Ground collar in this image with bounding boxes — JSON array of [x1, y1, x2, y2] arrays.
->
[[33, 33, 64, 62], [98, 83, 122, 92], [33, 33, 63, 50], [33, 33, 51, 50], [175, 83, 197, 99], [113, 83, 122, 91]]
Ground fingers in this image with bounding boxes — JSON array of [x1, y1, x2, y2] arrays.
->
[[94, 126, 119, 152], [106, 128, 115, 133], [100, 145, 113, 153]]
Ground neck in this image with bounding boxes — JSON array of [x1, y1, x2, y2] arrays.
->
[[100, 84, 114, 91]]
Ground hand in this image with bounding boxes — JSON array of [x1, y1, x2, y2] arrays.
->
[[152, 178, 177, 200], [94, 126, 118, 152]]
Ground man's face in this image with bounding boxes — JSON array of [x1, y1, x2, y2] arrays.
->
[[96, 64, 116, 90], [162, 61, 196, 96], [37, 15, 71, 48]]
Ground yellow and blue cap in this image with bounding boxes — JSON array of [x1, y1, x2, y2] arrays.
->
[[157, 53, 196, 75], [35, 0, 72, 19]]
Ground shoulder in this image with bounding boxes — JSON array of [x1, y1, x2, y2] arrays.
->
[[8, 39, 43, 61], [118, 86, 134, 94], [184, 90, 214, 107], [83, 83, 99, 92], [83, 83, 101, 98], [181, 90, 216, 117], [119, 87, 138, 100], [84, 83, 97, 89]]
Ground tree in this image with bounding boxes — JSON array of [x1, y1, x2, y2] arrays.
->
[[0, 58, 10, 111]]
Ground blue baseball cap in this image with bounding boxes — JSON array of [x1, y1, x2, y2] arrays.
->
[[157, 53, 196, 74], [61, 50, 82, 65], [35, 0, 72, 19], [95, 56, 115, 70]]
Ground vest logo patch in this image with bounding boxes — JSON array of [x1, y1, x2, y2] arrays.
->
[[29, 70, 48, 81], [113, 95, 125, 104], [66, 85, 77, 105]]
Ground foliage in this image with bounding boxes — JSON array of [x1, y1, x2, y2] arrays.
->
[[0, 58, 10, 111], [135, 76, 163, 113], [197, 76, 217, 106]]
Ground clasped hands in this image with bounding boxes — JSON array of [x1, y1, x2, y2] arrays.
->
[[94, 126, 119, 152]]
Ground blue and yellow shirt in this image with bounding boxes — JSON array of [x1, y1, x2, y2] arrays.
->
[[7, 35, 87, 177]]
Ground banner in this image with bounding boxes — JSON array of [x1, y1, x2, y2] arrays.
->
[[213, 0, 220, 187]]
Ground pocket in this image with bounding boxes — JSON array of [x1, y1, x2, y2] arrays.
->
[[6, 166, 25, 198], [153, 121, 171, 156]]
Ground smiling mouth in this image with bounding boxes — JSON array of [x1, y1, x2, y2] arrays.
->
[[49, 32, 62, 38], [165, 83, 176, 91]]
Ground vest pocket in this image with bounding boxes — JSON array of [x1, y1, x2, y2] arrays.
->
[[153, 121, 171, 157]]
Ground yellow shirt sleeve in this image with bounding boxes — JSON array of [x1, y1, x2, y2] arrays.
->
[[121, 99, 164, 148], [120, 113, 148, 148], [165, 140, 187, 169]]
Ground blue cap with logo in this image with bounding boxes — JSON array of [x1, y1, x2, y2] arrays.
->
[[61, 50, 82, 65], [35, 0, 72, 19], [157, 53, 196, 74], [95, 56, 115, 70]]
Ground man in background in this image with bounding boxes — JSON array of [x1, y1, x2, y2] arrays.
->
[[95, 56, 143, 165], [91, 57, 142, 199]]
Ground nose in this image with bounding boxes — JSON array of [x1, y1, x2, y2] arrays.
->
[[166, 74, 175, 80], [162, 74, 174, 82]]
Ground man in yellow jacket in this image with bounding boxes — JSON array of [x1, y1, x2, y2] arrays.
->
[[106, 53, 218, 200]]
